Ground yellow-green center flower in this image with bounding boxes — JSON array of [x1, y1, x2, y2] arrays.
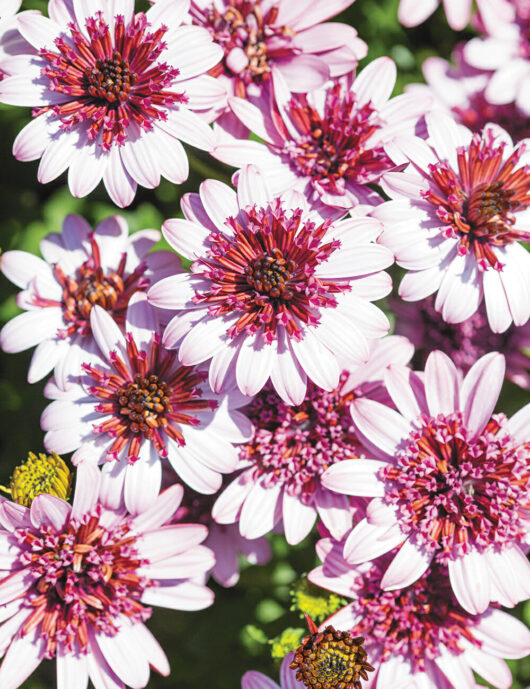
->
[[1, 452, 72, 507]]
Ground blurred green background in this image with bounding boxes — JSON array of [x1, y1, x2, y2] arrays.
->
[[0, 0, 528, 687]]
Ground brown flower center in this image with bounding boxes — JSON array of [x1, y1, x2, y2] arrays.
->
[[290, 625, 374, 689], [73, 266, 124, 320], [466, 181, 518, 238], [85, 51, 138, 104], [118, 374, 172, 436], [245, 249, 295, 299]]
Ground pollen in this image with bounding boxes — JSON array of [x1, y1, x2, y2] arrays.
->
[[2, 451, 72, 507]]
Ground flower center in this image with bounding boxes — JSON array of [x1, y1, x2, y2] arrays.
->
[[118, 373, 172, 436], [245, 249, 295, 299], [193, 199, 347, 343], [279, 87, 392, 195], [73, 267, 123, 319], [240, 375, 361, 499], [17, 515, 148, 658], [1, 452, 72, 507], [290, 625, 374, 689], [351, 560, 478, 670], [424, 133, 530, 269], [85, 51, 138, 104], [381, 412, 530, 561]]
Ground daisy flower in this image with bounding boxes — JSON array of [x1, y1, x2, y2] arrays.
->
[[0, 0, 225, 206], [212, 336, 413, 545], [465, 0, 530, 115], [212, 59, 431, 210], [377, 111, 530, 333], [0, 462, 215, 689], [0, 214, 179, 388], [174, 485, 271, 587], [41, 294, 252, 511], [392, 296, 530, 388], [398, 0, 473, 30], [189, 0, 366, 99], [147, 165, 394, 404], [309, 536, 530, 689], [321, 349, 530, 614]]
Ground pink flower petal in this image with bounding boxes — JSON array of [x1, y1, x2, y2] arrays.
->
[[381, 538, 433, 590], [424, 350, 460, 416], [282, 492, 317, 545], [0, 630, 46, 689], [129, 484, 183, 533], [30, 494, 71, 532], [448, 549, 491, 614], [136, 524, 208, 562], [460, 352, 505, 438], [236, 332, 277, 396], [70, 462, 100, 521], [343, 519, 404, 564], [350, 397, 410, 457], [0, 308, 63, 353], [239, 480, 282, 539], [321, 459, 387, 497], [289, 328, 340, 391], [269, 328, 307, 405], [95, 621, 150, 689], [473, 609, 530, 658], [141, 581, 214, 611], [384, 365, 427, 421], [242, 670, 280, 689]]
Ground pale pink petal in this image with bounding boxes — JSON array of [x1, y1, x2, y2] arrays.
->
[[237, 164, 273, 208], [30, 493, 71, 531], [236, 333, 277, 396], [353, 57, 396, 108], [89, 304, 127, 360], [129, 623, 170, 677], [226, 97, 277, 144], [473, 609, 530, 658], [380, 538, 433, 590], [68, 145, 107, 198], [199, 178, 238, 233], [141, 581, 214, 611], [274, 55, 329, 92], [434, 644, 475, 689], [462, 644, 511, 689], [239, 480, 282, 539], [282, 492, 317, 545], [424, 350, 460, 416], [179, 316, 231, 366], [162, 218, 210, 260], [321, 459, 387, 497], [95, 622, 150, 689], [103, 147, 137, 208], [398, 0, 438, 26], [0, 308, 63, 353], [350, 397, 410, 457], [136, 524, 207, 562], [212, 473, 253, 524], [124, 445, 162, 515], [28, 340, 64, 384], [242, 670, 280, 689], [289, 327, 340, 391], [1, 250, 52, 289], [167, 441, 223, 494], [0, 630, 46, 689], [448, 549, 491, 614], [120, 131, 160, 189], [482, 267, 513, 334], [314, 487, 352, 540], [269, 328, 307, 405], [0, 568, 35, 605], [57, 645, 89, 689], [129, 484, 183, 532], [70, 462, 100, 520], [138, 545, 215, 579], [460, 352, 505, 437], [343, 519, 404, 564], [280, 653, 306, 689], [384, 365, 427, 420], [485, 545, 530, 607], [504, 404, 530, 443]]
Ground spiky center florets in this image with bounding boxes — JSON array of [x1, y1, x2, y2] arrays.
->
[[423, 133, 530, 269], [4, 452, 72, 507], [193, 199, 347, 343], [118, 373, 172, 436], [351, 561, 478, 670], [37, 12, 186, 149], [280, 86, 393, 194], [194, 1, 295, 95], [240, 375, 362, 499], [290, 625, 374, 689], [381, 412, 530, 561], [85, 51, 138, 104], [84, 334, 215, 461], [16, 513, 149, 658], [453, 94, 530, 142]]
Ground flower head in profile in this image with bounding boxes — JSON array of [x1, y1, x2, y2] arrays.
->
[[212, 337, 413, 545], [377, 111, 530, 333], [322, 350, 530, 614], [41, 294, 252, 512], [0, 450, 72, 507], [398, 0, 474, 30], [0, 462, 214, 689], [190, 0, 366, 99], [393, 296, 530, 388], [148, 165, 393, 404], [213, 59, 431, 210], [309, 535, 530, 689], [0, 214, 179, 388], [0, 0, 225, 206], [174, 484, 271, 587]]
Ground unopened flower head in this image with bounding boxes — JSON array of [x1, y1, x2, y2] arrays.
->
[[377, 112, 530, 333], [0, 0, 225, 205], [0, 463, 214, 689], [1, 451, 72, 507]]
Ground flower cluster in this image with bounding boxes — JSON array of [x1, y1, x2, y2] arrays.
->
[[0, 0, 528, 688]]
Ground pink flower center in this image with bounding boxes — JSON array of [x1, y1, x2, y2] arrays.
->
[[36, 235, 149, 339], [37, 12, 186, 149], [240, 375, 362, 499], [381, 412, 530, 562], [193, 199, 348, 343], [279, 86, 392, 195], [352, 560, 478, 670], [191, 0, 295, 96], [423, 133, 530, 269], [16, 513, 149, 658], [453, 94, 530, 142], [84, 334, 216, 461]]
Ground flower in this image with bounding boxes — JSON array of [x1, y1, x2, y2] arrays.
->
[[212, 336, 413, 545], [0, 451, 72, 507], [212, 59, 431, 210], [377, 111, 530, 333], [174, 485, 271, 587], [147, 165, 394, 404], [398, 0, 474, 30], [0, 213, 179, 388], [189, 0, 366, 99], [392, 296, 530, 388], [41, 294, 252, 511], [0, 0, 225, 206], [0, 462, 215, 689], [321, 350, 530, 614], [409, 47, 530, 141], [465, 0, 530, 115], [309, 535, 530, 689], [242, 653, 305, 689]]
